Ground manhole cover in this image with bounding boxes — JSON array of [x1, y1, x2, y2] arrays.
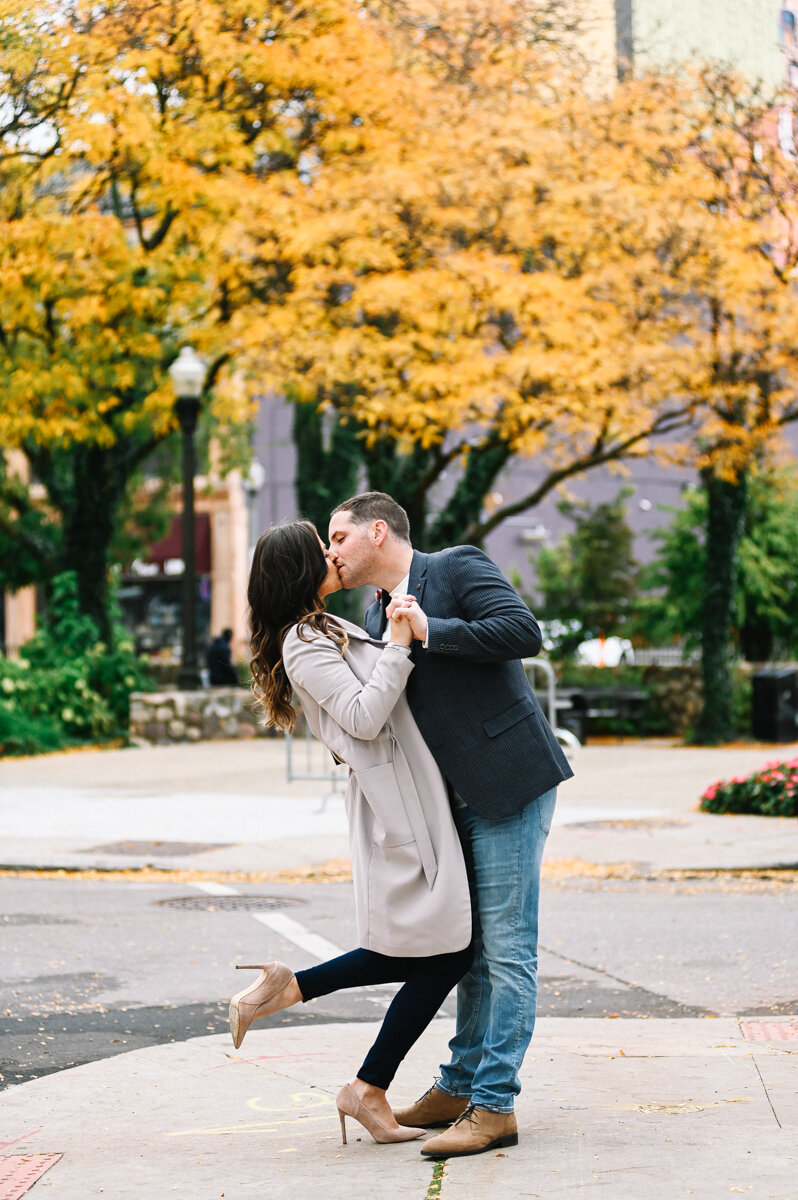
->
[[155, 895, 305, 912], [84, 840, 230, 857], [740, 1020, 798, 1042]]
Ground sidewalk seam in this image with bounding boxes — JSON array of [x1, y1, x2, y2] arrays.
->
[[750, 1054, 783, 1128]]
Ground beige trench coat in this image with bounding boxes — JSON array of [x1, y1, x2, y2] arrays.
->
[[282, 616, 471, 957]]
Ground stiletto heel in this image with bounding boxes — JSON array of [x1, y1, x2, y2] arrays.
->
[[335, 1084, 425, 1145], [229, 961, 295, 1050]]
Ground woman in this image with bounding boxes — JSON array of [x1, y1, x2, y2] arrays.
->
[[231, 519, 472, 1147]]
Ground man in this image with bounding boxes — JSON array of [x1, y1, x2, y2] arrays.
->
[[205, 628, 240, 687], [328, 492, 573, 1158]]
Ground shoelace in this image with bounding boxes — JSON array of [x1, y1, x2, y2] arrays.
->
[[452, 1104, 479, 1128]]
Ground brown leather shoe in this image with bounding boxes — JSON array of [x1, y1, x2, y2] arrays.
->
[[393, 1082, 470, 1128], [420, 1105, 518, 1158]]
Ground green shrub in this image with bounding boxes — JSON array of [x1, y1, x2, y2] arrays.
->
[[700, 758, 798, 817], [0, 571, 153, 754], [0, 703, 67, 756], [0, 657, 117, 740]]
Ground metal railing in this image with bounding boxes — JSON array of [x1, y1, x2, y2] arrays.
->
[[285, 725, 347, 811], [522, 657, 581, 754]]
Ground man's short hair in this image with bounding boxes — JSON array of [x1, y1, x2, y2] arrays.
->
[[332, 492, 411, 543]]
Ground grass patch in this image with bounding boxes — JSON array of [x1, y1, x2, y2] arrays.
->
[[425, 1159, 446, 1200]]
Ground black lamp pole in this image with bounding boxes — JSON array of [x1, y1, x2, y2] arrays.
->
[[169, 347, 206, 691]]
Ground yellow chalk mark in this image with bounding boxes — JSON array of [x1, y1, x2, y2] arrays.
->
[[167, 1114, 339, 1138], [619, 1098, 752, 1115], [247, 1091, 333, 1113]]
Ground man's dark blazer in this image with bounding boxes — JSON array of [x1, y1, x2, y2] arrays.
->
[[364, 545, 573, 820]]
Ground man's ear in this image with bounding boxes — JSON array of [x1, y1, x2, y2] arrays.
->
[[373, 519, 389, 546]]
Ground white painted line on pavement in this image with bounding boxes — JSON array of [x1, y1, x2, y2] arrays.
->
[[189, 880, 240, 896], [186, 881, 396, 1007], [187, 880, 345, 959], [251, 911, 345, 962]]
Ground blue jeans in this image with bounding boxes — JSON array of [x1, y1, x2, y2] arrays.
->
[[437, 787, 557, 1113]]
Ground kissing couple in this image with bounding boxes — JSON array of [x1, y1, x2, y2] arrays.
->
[[230, 491, 573, 1159]]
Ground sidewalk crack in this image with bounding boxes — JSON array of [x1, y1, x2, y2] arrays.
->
[[751, 1054, 782, 1128]]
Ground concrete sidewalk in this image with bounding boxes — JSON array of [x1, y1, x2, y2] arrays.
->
[[2, 1018, 796, 1199], [1, 737, 797, 1199], [1, 737, 798, 874]]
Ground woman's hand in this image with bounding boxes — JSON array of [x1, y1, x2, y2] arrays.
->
[[387, 596, 428, 645], [388, 603, 413, 647]]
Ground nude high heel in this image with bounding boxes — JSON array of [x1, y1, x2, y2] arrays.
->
[[229, 961, 295, 1050], [336, 1083, 425, 1145]]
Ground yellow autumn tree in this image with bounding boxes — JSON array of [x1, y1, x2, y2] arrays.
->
[[0, 0, 397, 635], [654, 69, 798, 742], [248, 18, 710, 547]]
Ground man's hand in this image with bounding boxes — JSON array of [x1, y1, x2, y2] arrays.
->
[[386, 595, 429, 644]]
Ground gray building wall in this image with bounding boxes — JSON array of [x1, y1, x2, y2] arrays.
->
[[250, 394, 798, 607]]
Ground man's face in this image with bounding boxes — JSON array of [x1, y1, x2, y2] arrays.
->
[[328, 511, 381, 589]]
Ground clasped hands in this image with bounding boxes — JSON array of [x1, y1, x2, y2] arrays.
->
[[386, 594, 429, 644]]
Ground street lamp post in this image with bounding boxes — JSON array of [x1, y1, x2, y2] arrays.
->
[[243, 458, 267, 561], [169, 346, 207, 691]]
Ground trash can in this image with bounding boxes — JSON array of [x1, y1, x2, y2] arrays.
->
[[751, 669, 798, 742]]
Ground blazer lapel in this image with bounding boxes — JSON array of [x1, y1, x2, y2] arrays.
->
[[409, 550, 428, 609], [364, 594, 383, 639]]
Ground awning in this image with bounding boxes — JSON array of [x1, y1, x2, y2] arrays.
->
[[127, 513, 211, 577]]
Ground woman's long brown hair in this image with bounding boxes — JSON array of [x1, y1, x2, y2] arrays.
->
[[248, 519, 347, 732]]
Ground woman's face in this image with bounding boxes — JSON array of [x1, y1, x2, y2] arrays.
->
[[317, 537, 342, 597]]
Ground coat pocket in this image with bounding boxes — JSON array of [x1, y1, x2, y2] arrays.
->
[[355, 762, 415, 847], [483, 694, 538, 738]]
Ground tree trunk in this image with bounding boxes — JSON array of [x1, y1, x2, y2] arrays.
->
[[428, 440, 509, 550], [692, 468, 748, 744], [59, 445, 129, 645], [362, 438, 433, 537], [293, 402, 362, 533], [292, 402, 364, 622]]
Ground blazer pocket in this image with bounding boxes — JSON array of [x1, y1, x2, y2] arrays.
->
[[355, 762, 415, 847], [483, 695, 538, 738]]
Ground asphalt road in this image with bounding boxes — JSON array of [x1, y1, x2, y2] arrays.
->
[[2, 869, 795, 1090]]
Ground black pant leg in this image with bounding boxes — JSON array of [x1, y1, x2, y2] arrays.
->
[[295, 947, 412, 1000], [294, 944, 473, 1090], [356, 945, 473, 1090]]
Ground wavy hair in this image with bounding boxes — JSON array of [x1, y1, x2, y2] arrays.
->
[[248, 519, 346, 732]]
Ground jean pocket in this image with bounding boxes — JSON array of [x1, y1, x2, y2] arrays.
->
[[536, 787, 557, 835]]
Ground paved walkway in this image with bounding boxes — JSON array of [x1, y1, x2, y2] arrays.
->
[[1, 737, 797, 1198], [2, 1018, 796, 1199], [1, 737, 798, 874]]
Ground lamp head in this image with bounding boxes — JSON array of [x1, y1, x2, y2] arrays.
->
[[169, 346, 206, 399]]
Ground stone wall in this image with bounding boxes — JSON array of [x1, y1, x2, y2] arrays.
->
[[129, 688, 276, 745]]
